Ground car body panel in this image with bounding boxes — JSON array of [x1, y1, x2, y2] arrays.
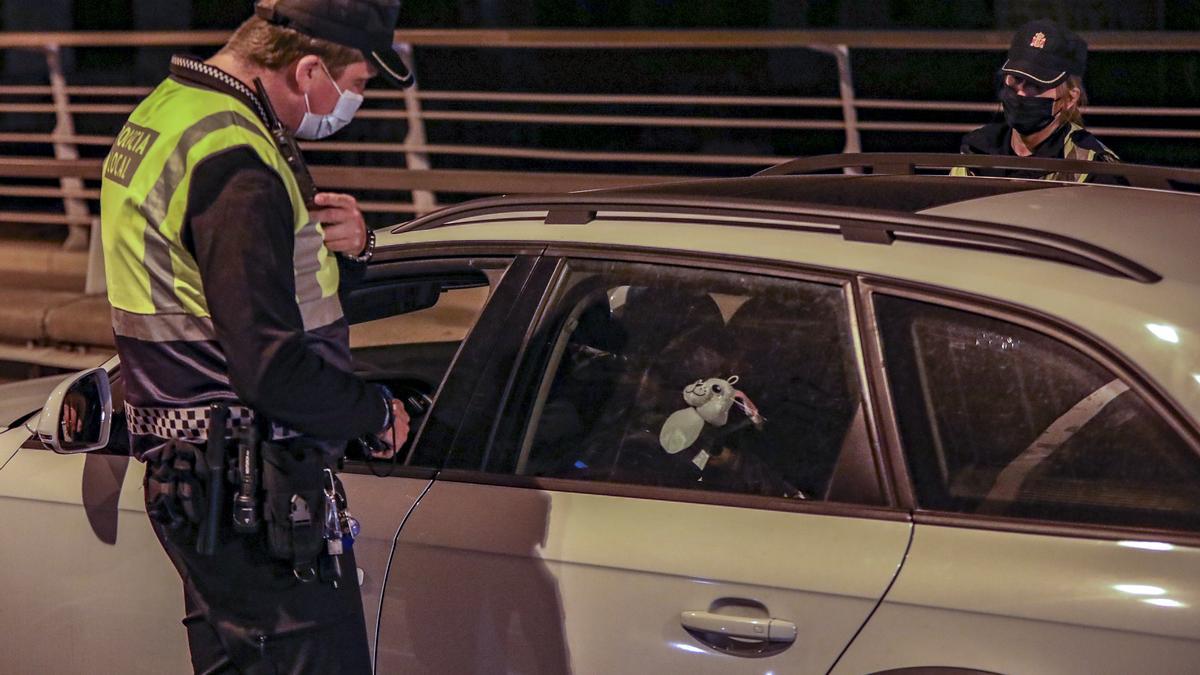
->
[[337, 471, 432, 653], [0, 423, 24, 471], [0, 446, 190, 674], [0, 374, 72, 431], [377, 480, 912, 673], [918, 184, 1200, 285], [834, 525, 1200, 674]]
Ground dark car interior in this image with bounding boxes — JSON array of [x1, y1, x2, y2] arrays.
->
[[506, 262, 868, 503]]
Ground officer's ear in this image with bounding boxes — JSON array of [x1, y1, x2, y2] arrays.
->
[[292, 54, 325, 95]]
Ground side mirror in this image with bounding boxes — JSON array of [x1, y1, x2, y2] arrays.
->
[[35, 368, 112, 454]]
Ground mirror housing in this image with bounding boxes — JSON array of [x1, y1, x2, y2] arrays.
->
[[344, 280, 442, 325], [35, 367, 112, 454]]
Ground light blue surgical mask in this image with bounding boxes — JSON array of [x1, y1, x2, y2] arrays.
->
[[295, 61, 364, 140]]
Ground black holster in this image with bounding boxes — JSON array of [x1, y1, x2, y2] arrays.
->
[[261, 441, 328, 573]]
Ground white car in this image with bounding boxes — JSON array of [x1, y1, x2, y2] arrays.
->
[[3, 153, 1200, 674]]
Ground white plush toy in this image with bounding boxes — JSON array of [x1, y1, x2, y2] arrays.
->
[[659, 376, 740, 454]]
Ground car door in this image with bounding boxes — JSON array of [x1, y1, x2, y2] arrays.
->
[[835, 288, 1200, 674], [377, 252, 913, 673], [339, 249, 538, 660]]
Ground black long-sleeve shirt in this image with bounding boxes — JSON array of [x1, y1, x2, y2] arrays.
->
[[182, 147, 387, 439]]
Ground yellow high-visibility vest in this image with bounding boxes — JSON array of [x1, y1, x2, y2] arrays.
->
[[100, 77, 342, 343], [949, 123, 1118, 182]]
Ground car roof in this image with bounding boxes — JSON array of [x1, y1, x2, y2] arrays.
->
[[588, 173, 1058, 213], [596, 173, 1200, 280], [379, 170, 1200, 427], [390, 173, 1200, 283]]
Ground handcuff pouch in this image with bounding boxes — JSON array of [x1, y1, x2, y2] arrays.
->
[[261, 440, 326, 567], [145, 440, 209, 535]]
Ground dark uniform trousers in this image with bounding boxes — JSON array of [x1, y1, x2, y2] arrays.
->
[[145, 464, 373, 674]]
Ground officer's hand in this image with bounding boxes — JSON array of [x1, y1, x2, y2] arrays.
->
[[311, 192, 368, 255], [371, 399, 411, 460]]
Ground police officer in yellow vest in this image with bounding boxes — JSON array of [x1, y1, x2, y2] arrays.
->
[[100, 1, 412, 671], [951, 19, 1120, 183]]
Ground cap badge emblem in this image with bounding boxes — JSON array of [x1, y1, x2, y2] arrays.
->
[[1030, 32, 1047, 49]]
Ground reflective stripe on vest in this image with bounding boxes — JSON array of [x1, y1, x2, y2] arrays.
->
[[953, 123, 1118, 183], [101, 78, 343, 342], [1045, 123, 1119, 183]]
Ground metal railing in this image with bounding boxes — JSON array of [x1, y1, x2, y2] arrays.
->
[[2, 29, 1199, 245]]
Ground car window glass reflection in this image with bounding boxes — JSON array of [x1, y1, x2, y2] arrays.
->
[[489, 260, 864, 502], [876, 295, 1200, 530]]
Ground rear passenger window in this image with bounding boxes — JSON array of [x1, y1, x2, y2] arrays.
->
[[876, 294, 1200, 530], [477, 259, 873, 503]]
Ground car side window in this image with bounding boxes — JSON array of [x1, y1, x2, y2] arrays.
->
[[481, 259, 868, 502], [875, 294, 1200, 531]]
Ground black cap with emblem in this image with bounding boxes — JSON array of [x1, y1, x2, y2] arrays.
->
[[254, 0, 414, 88], [1000, 19, 1087, 87]]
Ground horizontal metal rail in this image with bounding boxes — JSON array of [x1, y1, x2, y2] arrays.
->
[[0, 157, 681, 194], [0, 132, 784, 165], [398, 109, 850, 130], [0, 211, 93, 226], [0, 85, 1191, 118], [1, 29, 1200, 50], [0, 184, 100, 199], [308, 142, 784, 165]]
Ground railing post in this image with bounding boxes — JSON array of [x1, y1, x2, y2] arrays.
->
[[85, 216, 107, 296], [398, 43, 436, 215], [44, 43, 90, 251], [817, 44, 862, 164]]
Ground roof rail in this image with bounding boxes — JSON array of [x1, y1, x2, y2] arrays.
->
[[755, 152, 1200, 192], [392, 192, 1161, 283]]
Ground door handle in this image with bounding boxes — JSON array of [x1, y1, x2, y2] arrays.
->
[[680, 610, 798, 643]]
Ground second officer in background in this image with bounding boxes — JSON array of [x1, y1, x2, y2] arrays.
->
[[951, 19, 1119, 183]]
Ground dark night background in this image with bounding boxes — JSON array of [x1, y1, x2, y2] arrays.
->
[[2, 1, 1199, 174]]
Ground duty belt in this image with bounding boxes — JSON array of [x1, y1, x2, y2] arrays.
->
[[125, 402, 300, 442]]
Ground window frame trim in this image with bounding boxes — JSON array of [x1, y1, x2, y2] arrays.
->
[[476, 255, 567, 471], [858, 276, 1200, 542], [441, 243, 901, 519], [435, 468, 912, 523], [370, 241, 547, 268]]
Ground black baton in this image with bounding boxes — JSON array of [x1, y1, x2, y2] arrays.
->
[[197, 402, 229, 556]]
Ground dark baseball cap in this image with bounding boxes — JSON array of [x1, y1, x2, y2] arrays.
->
[[1000, 19, 1087, 87], [255, 0, 414, 88]]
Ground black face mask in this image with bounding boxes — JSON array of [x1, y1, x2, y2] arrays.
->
[[1000, 87, 1059, 135]]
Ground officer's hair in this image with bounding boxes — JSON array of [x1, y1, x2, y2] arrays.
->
[[1057, 76, 1088, 126], [220, 16, 363, 78]]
